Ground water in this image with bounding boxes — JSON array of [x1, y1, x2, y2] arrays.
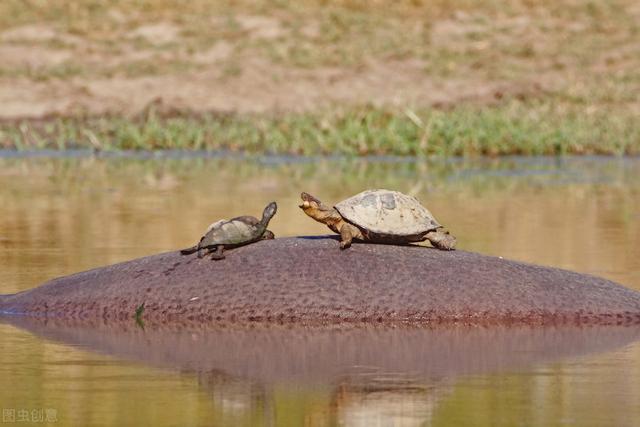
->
[[1, 154, 639, 426]]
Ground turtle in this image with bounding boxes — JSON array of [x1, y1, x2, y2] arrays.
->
[[180, 201, 277, 259], [299, 189, 456, 250]]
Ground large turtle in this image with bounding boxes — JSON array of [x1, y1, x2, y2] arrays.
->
[[181, 202, 277, 259], [299, 190, 455, 250]]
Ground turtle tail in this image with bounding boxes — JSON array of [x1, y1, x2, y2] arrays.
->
[[180, 245, 199, 255]]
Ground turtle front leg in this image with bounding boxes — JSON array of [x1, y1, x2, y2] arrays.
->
[[339, 223, 359, 250], [210, 245, 226, 260], [425, 230, 457, 251]]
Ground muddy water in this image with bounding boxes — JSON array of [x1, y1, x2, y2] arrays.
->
[[1, 154, 639, 426]]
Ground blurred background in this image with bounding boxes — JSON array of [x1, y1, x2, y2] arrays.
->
[[0, 0, 638, 154]]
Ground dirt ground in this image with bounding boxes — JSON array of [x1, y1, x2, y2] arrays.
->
[[0, 1, 638, 120]]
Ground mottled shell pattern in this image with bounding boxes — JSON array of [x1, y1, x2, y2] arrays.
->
[[201, 218, 259, 246], [335, 189, 442, 236]]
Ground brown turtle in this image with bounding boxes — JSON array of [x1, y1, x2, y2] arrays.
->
[[299, 190, 456, 250], [181, 202, 277, 259]]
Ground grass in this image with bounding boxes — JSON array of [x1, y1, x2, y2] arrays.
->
[[1, 103, 637, 156], [0, 0, 638, 156]]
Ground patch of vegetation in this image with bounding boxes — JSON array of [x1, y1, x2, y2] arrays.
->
[[0, 62, 86, 81], [135, 302, 145, 329], [1, 103, 637, 156]]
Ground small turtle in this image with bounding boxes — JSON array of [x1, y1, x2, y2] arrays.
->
[[299, 190, 455, 250], [181, 202, 277, 259]]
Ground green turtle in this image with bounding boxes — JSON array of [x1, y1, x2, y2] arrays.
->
[[299, 190, 456, 250], [181, 202, 277, 259]]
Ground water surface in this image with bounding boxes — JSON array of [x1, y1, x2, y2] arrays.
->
[[1, 155, 639, 426]]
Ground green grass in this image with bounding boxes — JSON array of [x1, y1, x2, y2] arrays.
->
[[2, 103, 637, 156]]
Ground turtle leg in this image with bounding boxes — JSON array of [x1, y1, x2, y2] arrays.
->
[[198, 246, 215, 258], [339, 224, 356, 250], [180, 245, 198, 255], [210, 245, 226, 260], [425, 230, 457, 251], [262, 230, 275, 240]]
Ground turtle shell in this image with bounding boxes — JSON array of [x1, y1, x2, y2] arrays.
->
[[335, 189, 442, 236], [200, 217, 260, 247]]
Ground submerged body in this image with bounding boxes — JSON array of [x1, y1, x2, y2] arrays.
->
[[181, 202, 277, 259], [299, 190, 456, 250], [3, 237, 640, 326]]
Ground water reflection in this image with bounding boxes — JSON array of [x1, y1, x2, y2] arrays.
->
[[2, 317, 640, 426], [331, 374, 447, 427]]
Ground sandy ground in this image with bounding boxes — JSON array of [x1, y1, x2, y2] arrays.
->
[[0, 18, 566, 120], [0, 53, 549, 120], [0, 2, 638, 120]]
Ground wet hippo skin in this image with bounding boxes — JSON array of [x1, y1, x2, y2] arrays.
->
[[1, 236, 640, 326]]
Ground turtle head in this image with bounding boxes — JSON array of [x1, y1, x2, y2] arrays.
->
[[299, 192, 342, 226], [299, 192, 322, 210], [262, 202, 278, 223]]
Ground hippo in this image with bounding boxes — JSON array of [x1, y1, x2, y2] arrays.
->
[[1, 237, 640, 326]]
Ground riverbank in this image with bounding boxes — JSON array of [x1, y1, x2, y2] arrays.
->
[[2, 104, 638, 155], [1, 1, 638, 155]]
